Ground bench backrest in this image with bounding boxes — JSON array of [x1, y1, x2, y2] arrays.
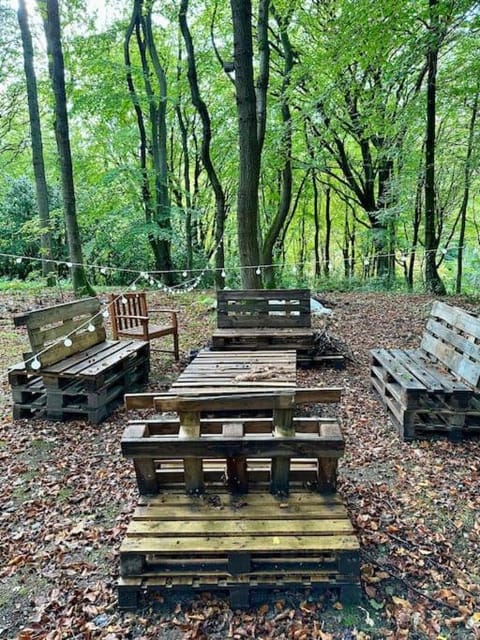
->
[[421, 301, 480, 388], [217, 289, 311, 329], [14, 297, 106, 370]]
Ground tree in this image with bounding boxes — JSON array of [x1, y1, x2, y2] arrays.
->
[[424, 0, 446, 294], [124, 0, 174, 285], [230, 0, 265, 288], [179, 0, 226, 288], [18, 0, 55, 284], [37, 0, 92, 295]]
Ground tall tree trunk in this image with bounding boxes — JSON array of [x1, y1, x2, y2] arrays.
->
[[124, 1, 161, 271], [456, 89, 478, 293], [18, 0, 54, 285], [38, 0, 92, 296], [324, 185, 332, 277], [424, 0, 446, 295], [262, 5, 292, 289], [230, 0, 262, 288], [143, 9, 174, 284], [179, 0, 226, 289], [313, 171, 321, 278]]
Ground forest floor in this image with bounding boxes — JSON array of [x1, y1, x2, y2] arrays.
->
[[0, 289, 480, 640]]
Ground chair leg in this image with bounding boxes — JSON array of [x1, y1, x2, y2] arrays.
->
[[173, 331, 180, 361]]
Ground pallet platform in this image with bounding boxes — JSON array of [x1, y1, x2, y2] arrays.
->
[[118, 491, 360, 609]]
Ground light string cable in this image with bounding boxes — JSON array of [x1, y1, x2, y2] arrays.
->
[[0, 243, 468, 284], [3, 272, 145, 380]]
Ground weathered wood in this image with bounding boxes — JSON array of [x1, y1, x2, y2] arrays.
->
[[370, 301, 480, 440], [10, 297, 150, 424]]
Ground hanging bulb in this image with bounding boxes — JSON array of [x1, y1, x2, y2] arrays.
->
[[15, 257, 22, 264], [66, 261, 73, 268], [100, 267, 107, 275], [121, 296, 128, 305], [292, 265, 297, 275], [87, 322, 95, 332], [149, 279, 155, 286], [31, 357, 41, 371], [255, 267, 261, 275], [157, 282, 162, 289], [102, 309, 109, 319], [363, 259, 370, 267], [140, 271, 148, 279], [221, 269, 226, 278], [182, 270, 187, 278], [441, 248, 447, 255], [64, 337, 73, 347], [131, 283, 137, 291]]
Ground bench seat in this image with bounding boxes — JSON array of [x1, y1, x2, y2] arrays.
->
[[10, 297, 150, 424], [370, 301, 480, 440]]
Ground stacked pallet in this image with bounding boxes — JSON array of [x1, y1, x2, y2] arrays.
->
[[9, 364, 46, 419], [118, 388, 360, 609], [10, 298, 150, 424]]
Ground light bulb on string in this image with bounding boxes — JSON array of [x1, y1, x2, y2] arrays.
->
[[121, 296, 128, 305], [131, 283, 137, 291], [140, 271, 148, 280], [182, 271, 187, 278], [102, 309, 109, 319], [100, 267, 107, 275], [65, 261, 73, 268], [87, 322, 95, 332], [31, 357, 41, 371], [363, 258, 370, 267], [64, 337, 73, 347], [441, 248, 447, 255], [149, 279, 155, 286], [221, 269, 226, 278], [15, 257, 22, 264], [255, 266, 261, 275]]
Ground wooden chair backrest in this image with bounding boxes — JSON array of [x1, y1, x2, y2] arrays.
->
[[13, 297, 105, 370], [421, 301, 480, 387], [217, 289, 311, 329], [109, 292, 148, 334]]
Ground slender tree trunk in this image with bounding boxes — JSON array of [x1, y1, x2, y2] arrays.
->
[[324, 185, 331, 277], [456, 89, 478, 293], [143, 9, 174, 284], [313, 171, 321, 278], [424, 0, 446, 295], [124, 1, 161, 270], [18, 0, 54, 284], [38, 0, 92, 296], [230, 0, 262, 288], [262, 6, 292, 289], [179, 0, 226, 288]]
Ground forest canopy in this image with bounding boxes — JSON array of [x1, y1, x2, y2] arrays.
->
[[1, 0, 479, 295]]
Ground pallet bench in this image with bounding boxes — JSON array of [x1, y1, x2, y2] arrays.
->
[[211, 289, 343, 367], [118, 387, 360, 609], [370, 300, 480, 440], [9, 297, 150, 424]]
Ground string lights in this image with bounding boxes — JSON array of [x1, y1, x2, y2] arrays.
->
[[0, 241, 473, 382]]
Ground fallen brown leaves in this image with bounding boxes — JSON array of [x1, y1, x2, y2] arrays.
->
[[1, 291, 479, 639]]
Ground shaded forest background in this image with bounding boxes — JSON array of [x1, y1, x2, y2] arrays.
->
[[0, 0, 479, 295]]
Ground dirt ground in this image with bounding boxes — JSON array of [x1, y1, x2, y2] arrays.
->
[[0, 290, 479, 639]]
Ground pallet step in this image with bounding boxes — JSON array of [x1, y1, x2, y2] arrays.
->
[[118, 490, 360, 609]]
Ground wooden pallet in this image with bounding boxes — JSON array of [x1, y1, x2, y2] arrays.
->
[[122, 412, 344, 495], [8, 366, 46, 419], [10, 297, 151, 424], [118, 491, 360, 609], [42, 340, 150, 423], [370, 301, 480, 440]]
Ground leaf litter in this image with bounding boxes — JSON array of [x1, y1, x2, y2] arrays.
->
[[0, 290, 479, 639]]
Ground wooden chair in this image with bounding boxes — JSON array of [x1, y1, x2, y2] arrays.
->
[[108, 292, 179, 361]]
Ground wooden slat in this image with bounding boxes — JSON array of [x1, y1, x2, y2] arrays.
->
[[120, 533, 359, 554], [14, 297, 100, 329]]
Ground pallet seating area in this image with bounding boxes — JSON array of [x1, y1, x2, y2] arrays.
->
[[9, 297, 150, 424], [370, 301, 480, 440], [211, 289, 344, 367], [118, 386, 360, 609]]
